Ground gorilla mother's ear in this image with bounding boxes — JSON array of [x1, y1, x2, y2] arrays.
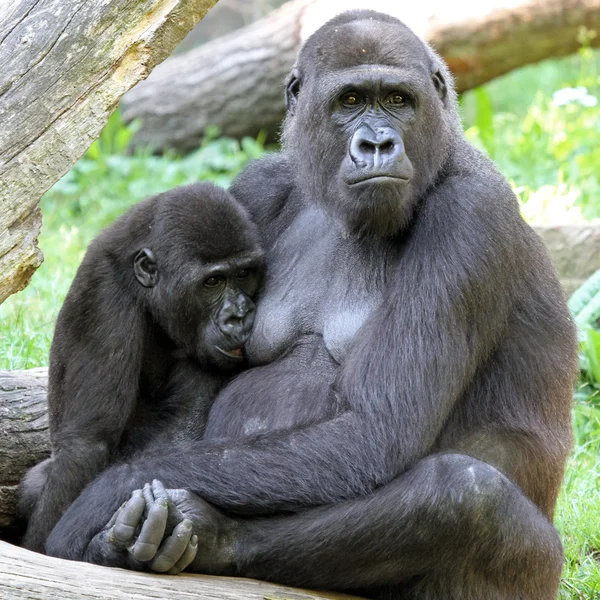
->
[[134, 248, 159, 288], [285, 70, 301, 115], [432, 70, 448, 105]]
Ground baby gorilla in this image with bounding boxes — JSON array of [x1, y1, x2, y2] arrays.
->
[[19, 182, 264, 554]]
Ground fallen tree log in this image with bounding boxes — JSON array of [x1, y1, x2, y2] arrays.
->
[[121, 0, 600, 151], [0, 369, 49, 540], [0, 539, 361, 600], [0, 0, 218, 306]]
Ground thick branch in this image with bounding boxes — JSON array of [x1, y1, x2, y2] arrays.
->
[[0, 0, 218, 306], [121, 0, 600, 151], [0, 540, 361, 600]]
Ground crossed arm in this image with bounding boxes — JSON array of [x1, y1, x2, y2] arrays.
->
[[46, 180, 517, 568]]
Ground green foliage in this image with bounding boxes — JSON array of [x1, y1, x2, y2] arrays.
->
[[462, 46, 600, 224], [557, 436, 600, 600], [569, 268, 600, 328], [48, 115, 266, 230], [581, 329, 600, 389], [569, 268, 600, 391], [562, 264, 600, 598]]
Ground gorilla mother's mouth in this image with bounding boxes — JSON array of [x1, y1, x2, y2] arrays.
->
[[215, 346, 245, 360], [346, 174, 411, 185]]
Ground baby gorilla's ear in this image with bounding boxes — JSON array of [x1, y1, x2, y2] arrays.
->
[[134, 248, 159, 287], [285, 70, 301, 116]]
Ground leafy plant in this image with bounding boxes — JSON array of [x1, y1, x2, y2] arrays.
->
[[569, 268, 600, 390], [569, 268, 600, 331], [462, 46, 600, 223]]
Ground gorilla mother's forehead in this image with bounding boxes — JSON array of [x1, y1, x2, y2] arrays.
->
[[299, 18, 431, 76], [320, 64, 431, 94]]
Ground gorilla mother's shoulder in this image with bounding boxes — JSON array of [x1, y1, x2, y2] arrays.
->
[[230, 154, 296, 230]]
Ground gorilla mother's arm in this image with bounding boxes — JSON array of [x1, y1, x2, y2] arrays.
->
[[46, 169, 520, 561]]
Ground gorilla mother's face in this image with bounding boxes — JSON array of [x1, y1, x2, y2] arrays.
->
[[283, 17, 451, 238]]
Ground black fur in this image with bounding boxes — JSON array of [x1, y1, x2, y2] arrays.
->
[[20, 183, 263, 552], [46, 12, 576, 600]]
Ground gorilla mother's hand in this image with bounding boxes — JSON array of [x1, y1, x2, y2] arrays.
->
[[87, 480, 234, 574]]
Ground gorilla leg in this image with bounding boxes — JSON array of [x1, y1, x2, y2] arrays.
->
[[17, 458, 52, 520], [235, 453, 562, 600], [24, 442, 111, 551]]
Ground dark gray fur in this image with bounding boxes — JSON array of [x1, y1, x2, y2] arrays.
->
[[45, 12, 576, 600]]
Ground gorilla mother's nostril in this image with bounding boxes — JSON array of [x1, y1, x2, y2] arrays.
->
[[379, 140, 395, 154], [359, 141, 376, 155]]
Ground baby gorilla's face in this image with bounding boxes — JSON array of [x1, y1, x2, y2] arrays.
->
[[132, 183, 265, 371]]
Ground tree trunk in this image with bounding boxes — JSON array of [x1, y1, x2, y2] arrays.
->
[[0, 0, 219, 307], [121, 0, 600, 152], [0, 539, 361, 600]]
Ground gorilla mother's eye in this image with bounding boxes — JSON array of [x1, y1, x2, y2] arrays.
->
[[387, 93, 406, 106], [236, 269, 250, 279], [340, 92, 361, 107], [203, 275, 225, 288]]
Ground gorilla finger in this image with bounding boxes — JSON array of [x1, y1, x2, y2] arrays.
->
[[111, 490, 145, 544], [142, 482, 155, 506], [105, 501, 127, 530], [151, 479, 169, 504], [167, 534, 198, 575], [149, 519, 193, 573], [129, 491, 169, 561]]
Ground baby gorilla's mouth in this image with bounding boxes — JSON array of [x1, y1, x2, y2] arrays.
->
[[215, 346, 245, 360]]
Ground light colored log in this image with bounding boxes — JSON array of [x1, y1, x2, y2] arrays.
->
[[0, 539, 361, 600], [0, 368, 49, 534], [121, 0, 600, 151], [0, 0, 219, 306]]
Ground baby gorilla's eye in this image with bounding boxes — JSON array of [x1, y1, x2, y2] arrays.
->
[[387, 93, 405, 106], [203, 275, 224, 288], [340, 92, 361, 107], [236, 269, 250, 279]]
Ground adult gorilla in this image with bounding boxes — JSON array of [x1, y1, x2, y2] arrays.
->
[[47, 11, 577, 599]]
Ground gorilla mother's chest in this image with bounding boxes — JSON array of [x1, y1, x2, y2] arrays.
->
[[248, 209, 388, 365]]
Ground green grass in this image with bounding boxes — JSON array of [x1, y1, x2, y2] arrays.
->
[[1, 47, 600, 598], [558, 387, 600, 599]]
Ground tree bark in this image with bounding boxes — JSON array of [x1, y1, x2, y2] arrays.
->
[[121, 0, 600, 152], [0, 539, 361, 600], [0, 0, 219, 307], [0, 369, 49, 539]]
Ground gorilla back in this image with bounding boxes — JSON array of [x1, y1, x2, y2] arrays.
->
[[47, 12, 576, 600], [20, 183, 263, 553]]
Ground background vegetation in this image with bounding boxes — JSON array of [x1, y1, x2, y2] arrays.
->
[[1, 45, 599, 599]]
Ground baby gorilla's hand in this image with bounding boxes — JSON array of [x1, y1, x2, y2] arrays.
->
[[106, 480, 198, 574]]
